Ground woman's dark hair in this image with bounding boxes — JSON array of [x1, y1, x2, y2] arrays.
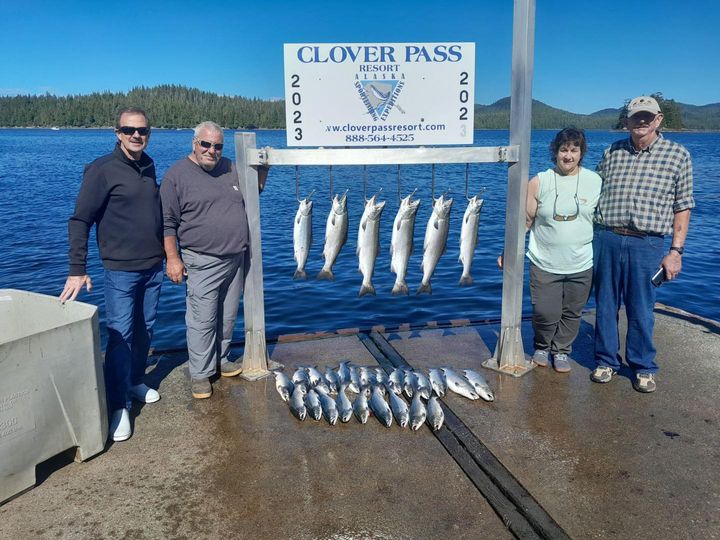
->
[[550, 127, 587, 164]]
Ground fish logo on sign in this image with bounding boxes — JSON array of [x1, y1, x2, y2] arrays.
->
[[355, 80, 405, 121]]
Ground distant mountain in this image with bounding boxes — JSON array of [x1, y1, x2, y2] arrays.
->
[[475, 97, 720, 130], [475, 97, 618, 129], [587, 108, 620, 117], [0, 85, 717, 130], [678, 102, 720, 130]]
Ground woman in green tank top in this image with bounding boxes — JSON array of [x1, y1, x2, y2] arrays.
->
[[500, 128, 602, 372]]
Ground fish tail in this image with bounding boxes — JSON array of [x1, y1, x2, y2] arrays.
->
[[359, 283, 376, 297], [416, 282, 432, 295], [293, 269, 308, 280], [316, 269, 334, 281], [391, 282, 409, 296], [459, 274, 474, 286]]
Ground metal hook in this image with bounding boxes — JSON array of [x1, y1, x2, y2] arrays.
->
[[329, 165, 334, 200], [431, 164, 436, 199], [303, 189, 316, 201], [397, 164, 401, 204], [465, 163, 470, 200], [367, 186, 383, 202], [295, 166, 315, 201], [362, 165, 368, 200]]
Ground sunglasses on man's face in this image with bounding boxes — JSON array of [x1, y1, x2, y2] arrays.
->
[[118, 126, 150, 136], [196, 139, 224, 151]]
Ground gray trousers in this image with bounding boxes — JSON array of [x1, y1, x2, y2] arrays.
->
[[182, 249, 245, 379], [529, 263, 593, 355]]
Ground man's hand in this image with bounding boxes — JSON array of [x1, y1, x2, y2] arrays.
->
[[661, 251, 682, 281], [59, 275, 92, 303], [166, 257, 186, 284], [497, 254, 504, 269]]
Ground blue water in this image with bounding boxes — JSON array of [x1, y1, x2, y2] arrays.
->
[[1, 129, 717, 350]]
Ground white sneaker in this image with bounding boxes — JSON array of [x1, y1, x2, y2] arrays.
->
[[109, 408, 131, 442], [129, 383, 160, 403]]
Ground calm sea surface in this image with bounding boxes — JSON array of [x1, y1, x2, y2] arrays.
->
[[1, 129, 717, 350]]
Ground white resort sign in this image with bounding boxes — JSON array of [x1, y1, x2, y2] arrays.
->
[[283, 42, 475, 147]]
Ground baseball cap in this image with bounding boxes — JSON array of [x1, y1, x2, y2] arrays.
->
[[627, 96, 662, 117]]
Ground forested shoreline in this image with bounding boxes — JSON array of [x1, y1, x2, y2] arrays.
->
[[1, 85, 718, 130]]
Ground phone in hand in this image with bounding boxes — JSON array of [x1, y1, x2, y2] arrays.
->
[[651, 267, 667, 287]]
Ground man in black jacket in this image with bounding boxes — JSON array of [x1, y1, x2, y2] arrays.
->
[[60, 107, 164, 442]]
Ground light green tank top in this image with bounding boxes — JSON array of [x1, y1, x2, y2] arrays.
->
[[527, 167, 602, 274]]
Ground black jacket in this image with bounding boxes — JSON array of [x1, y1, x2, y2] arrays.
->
[[68, 144, 164, 275]]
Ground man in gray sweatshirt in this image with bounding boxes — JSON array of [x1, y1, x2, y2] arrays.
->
[[160, 121, 268, 399]]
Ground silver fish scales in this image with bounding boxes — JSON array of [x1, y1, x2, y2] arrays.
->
[[458, 195, 484, 286], [417, 194, 453, 295], [293, 197, 313, 280], [390, 193, 420, 295], [317, 192, 348, 281], [357, 194, 386, 297]]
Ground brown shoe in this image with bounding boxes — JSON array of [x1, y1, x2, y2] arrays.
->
[[191, 378, 212, 399], [220, 360, 243, 377]]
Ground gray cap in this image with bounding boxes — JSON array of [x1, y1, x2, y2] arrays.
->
[[627, 96, 662, 117]]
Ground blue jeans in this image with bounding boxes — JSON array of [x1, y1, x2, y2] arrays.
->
[[104, 265, 163, 410], [593, 228, 664, 374]]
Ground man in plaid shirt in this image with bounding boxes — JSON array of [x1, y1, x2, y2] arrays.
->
[[591, 96, 694, 393]]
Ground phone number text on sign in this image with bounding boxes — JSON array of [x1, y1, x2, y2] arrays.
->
[[284, 43, 475, 147]]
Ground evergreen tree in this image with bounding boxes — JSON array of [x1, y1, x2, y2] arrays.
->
[[614, 92, 684, 130]]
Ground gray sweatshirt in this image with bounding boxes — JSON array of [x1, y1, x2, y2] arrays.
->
[[160, 157, 249, 256]]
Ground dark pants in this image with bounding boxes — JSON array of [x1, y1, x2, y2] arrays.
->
[[103, 265, 163, 411], [530, 263, 593, 355], [593, 228, 664, 374]]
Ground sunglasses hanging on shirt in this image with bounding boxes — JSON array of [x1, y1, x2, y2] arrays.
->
[[553, 170, 580, 222]]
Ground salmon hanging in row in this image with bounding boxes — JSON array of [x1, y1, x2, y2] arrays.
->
[[291, 192, 485, 296]]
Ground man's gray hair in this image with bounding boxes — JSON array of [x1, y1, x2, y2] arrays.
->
[[193, 121, 223, 138]]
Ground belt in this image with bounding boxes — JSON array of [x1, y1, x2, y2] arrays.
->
[[597, 225, 662, 238]]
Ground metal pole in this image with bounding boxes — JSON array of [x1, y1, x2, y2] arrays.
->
[[246, 146, 517, 166], [234, 132, 273, 380], [484, 0, 536, 376]]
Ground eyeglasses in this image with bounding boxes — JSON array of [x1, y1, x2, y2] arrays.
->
[[553, 171, 580, 222], [196, 139, 224, 151], [628, 112, 657, 123], [117, 126, 150, 136]]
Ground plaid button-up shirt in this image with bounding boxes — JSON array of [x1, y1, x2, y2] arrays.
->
[[594, 134, 694, 235]]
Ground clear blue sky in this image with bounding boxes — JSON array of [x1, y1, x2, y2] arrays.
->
[[1, 0, 717, 114]]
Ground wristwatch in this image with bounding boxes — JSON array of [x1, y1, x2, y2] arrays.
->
[[669, 246, 684, 255]]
